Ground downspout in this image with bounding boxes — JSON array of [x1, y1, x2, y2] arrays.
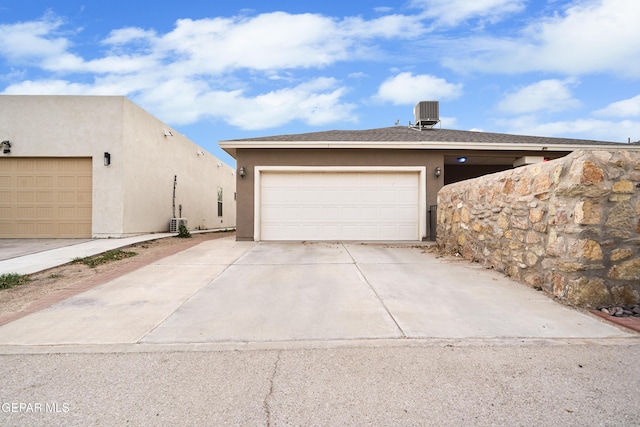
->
[[172, 175, 177, 218]]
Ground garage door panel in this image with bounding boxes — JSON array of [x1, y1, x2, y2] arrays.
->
[[59, 223, 79, 235], [78, 223, 91, 235], [58, 207, 76, 219], [321, 206, 339, 220], [17, 176, 34, 187], [77, 206, 92, 217], [0, 207, 11, 219], [58, 191, 75, 203], [18, 223, 36, 234], [36, 191, 53, 203], [17, 207, 34, 218], [77, 191, 92, 203], [37, 207, 54, 218], [0, 158, 92, 238], [36, 176, 54, 187], [58, 176, 77, 187], [17, 192, 32, 203], [260, 171, 420, 241], [36, 222, 54, 234]]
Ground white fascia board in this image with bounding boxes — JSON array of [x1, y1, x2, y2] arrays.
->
[[220, 140, 638, 154]]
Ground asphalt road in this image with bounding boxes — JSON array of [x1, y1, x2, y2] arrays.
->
[[1, 339, 639, 426]]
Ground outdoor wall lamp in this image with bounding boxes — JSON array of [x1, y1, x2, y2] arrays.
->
[[104, 152, 111, 166], [1, 140, 11, 154], [434, 166, 441, 178], [239, 166, 246, 178]]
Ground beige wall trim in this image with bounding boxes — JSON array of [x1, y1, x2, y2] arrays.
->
[[253, 166, 427, 241]]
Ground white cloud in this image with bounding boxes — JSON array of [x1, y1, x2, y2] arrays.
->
[[374, 72, 462, 105], [1, 11, 426, 130], [0, 15, 71, 64], [103, 27, 157, 45], [497, 78, 581, 114], [4, 75, 357, 130], [411, 0, 525, 26], [2, 79, 98, 95], [137, 77, 357, 130], [496, 115, 640, 143], [0, 11, 426, 76], [443, 0, 640, 77], [440, 116, 458, 128], [148, 12, 425, 74], [594, 94, 640, 117]]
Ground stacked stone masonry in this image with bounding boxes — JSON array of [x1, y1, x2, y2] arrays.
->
[[437, 150, 640, 308]]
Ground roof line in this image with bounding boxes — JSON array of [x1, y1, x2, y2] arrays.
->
[[218, 140, 638, 157]]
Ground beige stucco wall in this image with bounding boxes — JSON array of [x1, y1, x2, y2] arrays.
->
[[118, 98, 236, 236], [0, 95, 235, 238]]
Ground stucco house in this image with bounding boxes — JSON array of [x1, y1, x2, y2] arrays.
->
[[220, 106, 634, 242], [0, 95, 235, 238]]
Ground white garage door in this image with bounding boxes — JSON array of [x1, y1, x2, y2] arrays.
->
[[259, 171, 420, 241]]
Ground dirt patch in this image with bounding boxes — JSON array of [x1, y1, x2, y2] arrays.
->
[[0, 231, 234, 326]]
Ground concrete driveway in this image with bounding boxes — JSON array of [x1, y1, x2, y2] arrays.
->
[[0, 237, 632, 346]]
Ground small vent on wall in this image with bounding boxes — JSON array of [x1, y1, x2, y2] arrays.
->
[[410, 101, 440, 130]]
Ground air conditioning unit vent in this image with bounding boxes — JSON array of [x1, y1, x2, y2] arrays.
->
[[170, 218, 188, 233], [413, 101, 440, 129]]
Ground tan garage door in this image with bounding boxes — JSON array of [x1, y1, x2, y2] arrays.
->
[[0, 158, 92, 238]]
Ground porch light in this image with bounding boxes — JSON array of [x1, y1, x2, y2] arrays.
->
[[104, 152, 111, 166], [1, 140, 10, 154], [239, 166, 246, 178], [434, 166, 441, 178]]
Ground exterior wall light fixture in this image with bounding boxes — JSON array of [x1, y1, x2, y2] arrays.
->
[[1, 140, 11, 154], [239, 166, 246, 178], [104, 152, 111, 166], [434, 166, 441, 178]]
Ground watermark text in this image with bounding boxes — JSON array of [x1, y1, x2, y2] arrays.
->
[[1, 402, 70, 414]]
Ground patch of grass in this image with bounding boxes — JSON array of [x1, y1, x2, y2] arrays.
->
[[0, 273, 31, 290], [72, 249, 137, 268], [48, 273, 63, 279]]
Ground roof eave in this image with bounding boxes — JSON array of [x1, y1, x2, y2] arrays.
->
[[218, 140, 637, 158]]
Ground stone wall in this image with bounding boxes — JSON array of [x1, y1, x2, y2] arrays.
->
[[437, 149, 640, 308]]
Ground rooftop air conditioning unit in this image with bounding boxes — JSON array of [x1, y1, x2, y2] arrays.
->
[[413, 101, 440, 129], [170, 218, 188, 233]]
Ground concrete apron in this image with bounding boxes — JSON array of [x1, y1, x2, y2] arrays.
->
[[0, 238, 633, 346]]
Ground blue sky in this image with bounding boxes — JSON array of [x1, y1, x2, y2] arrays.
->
[[1, 0, 639, 166]]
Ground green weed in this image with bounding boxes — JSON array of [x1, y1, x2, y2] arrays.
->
[[72, 249, 137, 268], [0, 273, 31, 290], [177, 224, 192, 238]]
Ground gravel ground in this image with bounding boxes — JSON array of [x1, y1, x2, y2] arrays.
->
[[1, 341, 639, 426]]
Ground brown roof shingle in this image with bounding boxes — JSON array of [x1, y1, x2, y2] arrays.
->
[[224, 126, 627, 146]]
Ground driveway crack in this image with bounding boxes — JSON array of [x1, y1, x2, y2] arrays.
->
[[263, 350, 282, 426], [342, 243, 407, 338]]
